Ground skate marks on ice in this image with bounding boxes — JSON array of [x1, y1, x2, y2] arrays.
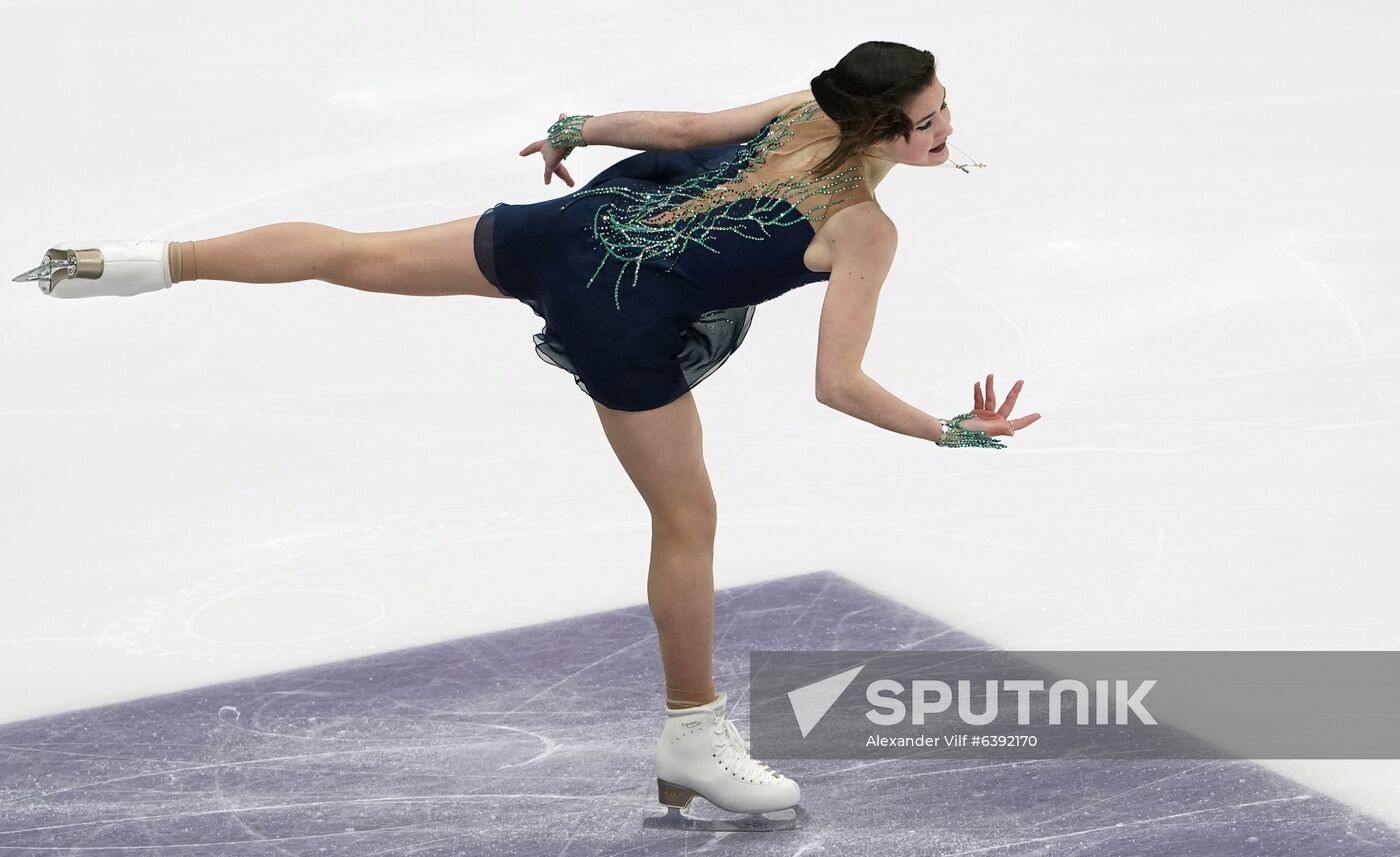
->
[[0, 570, 1396, 855]]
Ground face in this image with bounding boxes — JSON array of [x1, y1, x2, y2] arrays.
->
[[868, 77, 952, 166]]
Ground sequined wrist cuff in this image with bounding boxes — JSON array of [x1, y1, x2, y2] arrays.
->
[[935, 412, 1007, 449], [548, 114, 593, 149]]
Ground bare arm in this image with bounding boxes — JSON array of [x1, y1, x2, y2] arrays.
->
[[574, 89, 813, 152], [821, 375, 947, 444], [575, 110, 694, 151], [814, 205, 948, 444], [679, 89, 813, 147]]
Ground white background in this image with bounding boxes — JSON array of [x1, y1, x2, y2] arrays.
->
[[2, 0, 1397, 829]]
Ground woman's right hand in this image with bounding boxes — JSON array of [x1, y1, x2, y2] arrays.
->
[[949, 374, 1041, 438], [518, 112, 577, 187]]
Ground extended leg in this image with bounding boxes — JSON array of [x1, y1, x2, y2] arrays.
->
[[172, 222, 360, 285], [172, 217, 510, 298]]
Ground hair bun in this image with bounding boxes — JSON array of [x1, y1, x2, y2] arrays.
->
[[814, 68, 845, 96]]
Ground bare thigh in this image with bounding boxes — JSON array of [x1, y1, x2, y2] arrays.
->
[[593, 391, 717, 534], [352, 215, 512, 299]]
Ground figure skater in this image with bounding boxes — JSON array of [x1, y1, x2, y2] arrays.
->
[[13, 40, 1041, 831]]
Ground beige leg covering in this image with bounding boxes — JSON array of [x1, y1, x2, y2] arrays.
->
[[666, 684, 719, 710], [168, 241, 199, 283]]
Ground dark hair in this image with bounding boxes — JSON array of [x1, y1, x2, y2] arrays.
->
[[807, 41, 937, 178]]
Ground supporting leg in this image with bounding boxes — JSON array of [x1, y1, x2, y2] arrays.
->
[[591, 392, 720, 710], [649, 519, 719, 710]]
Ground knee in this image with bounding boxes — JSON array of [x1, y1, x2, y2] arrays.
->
[[327, 231, 388, 288], [652, 498, 718, 546]]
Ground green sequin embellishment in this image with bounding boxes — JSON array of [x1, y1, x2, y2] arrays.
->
[[559, 100, 868, 311], [548, 114, 591, 150], [935, 412, 1007, 449]]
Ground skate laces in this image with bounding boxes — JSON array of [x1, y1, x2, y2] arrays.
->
[[713, 712, 779, 781]]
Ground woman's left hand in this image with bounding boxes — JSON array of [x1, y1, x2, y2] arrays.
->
[[953, 374, 1042, 438], [518, 112, 576, 187]]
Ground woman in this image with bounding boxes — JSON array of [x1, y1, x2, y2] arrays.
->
[[14, 40, 1040, 829]]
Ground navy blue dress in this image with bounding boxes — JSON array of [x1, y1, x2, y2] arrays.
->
[[472, 139, 833, 412]]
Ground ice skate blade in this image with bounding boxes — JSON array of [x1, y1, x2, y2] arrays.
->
[[12, 264, 45, 283], [11, 249, 102, 295], [642, 804, 808, 832]]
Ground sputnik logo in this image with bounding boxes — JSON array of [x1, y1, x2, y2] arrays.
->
[[788, 665, 867, 737]]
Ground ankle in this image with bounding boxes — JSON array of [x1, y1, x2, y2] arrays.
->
[[666, 687, 719, 710], [168, 241, 198, 283]]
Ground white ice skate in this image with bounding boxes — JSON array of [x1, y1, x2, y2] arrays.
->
[[12, 240, 173, 298], [644, 691, 808, 832]]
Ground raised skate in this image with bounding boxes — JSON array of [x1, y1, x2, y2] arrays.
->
[[643, 691, 808, 832], [12, 240, 173, 298]]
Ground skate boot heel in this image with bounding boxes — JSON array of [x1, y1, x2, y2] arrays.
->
[[12, 240, 173, 298], [656, 778, 700, 809]]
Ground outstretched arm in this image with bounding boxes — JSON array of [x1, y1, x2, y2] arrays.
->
[[813, 205, 949, 442], [569, 110, 694, 151], [521, 89, 812, 185], [813, 206, 1041, 446], [579, 88, 811, 150], [520, 108, 694, 186]]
